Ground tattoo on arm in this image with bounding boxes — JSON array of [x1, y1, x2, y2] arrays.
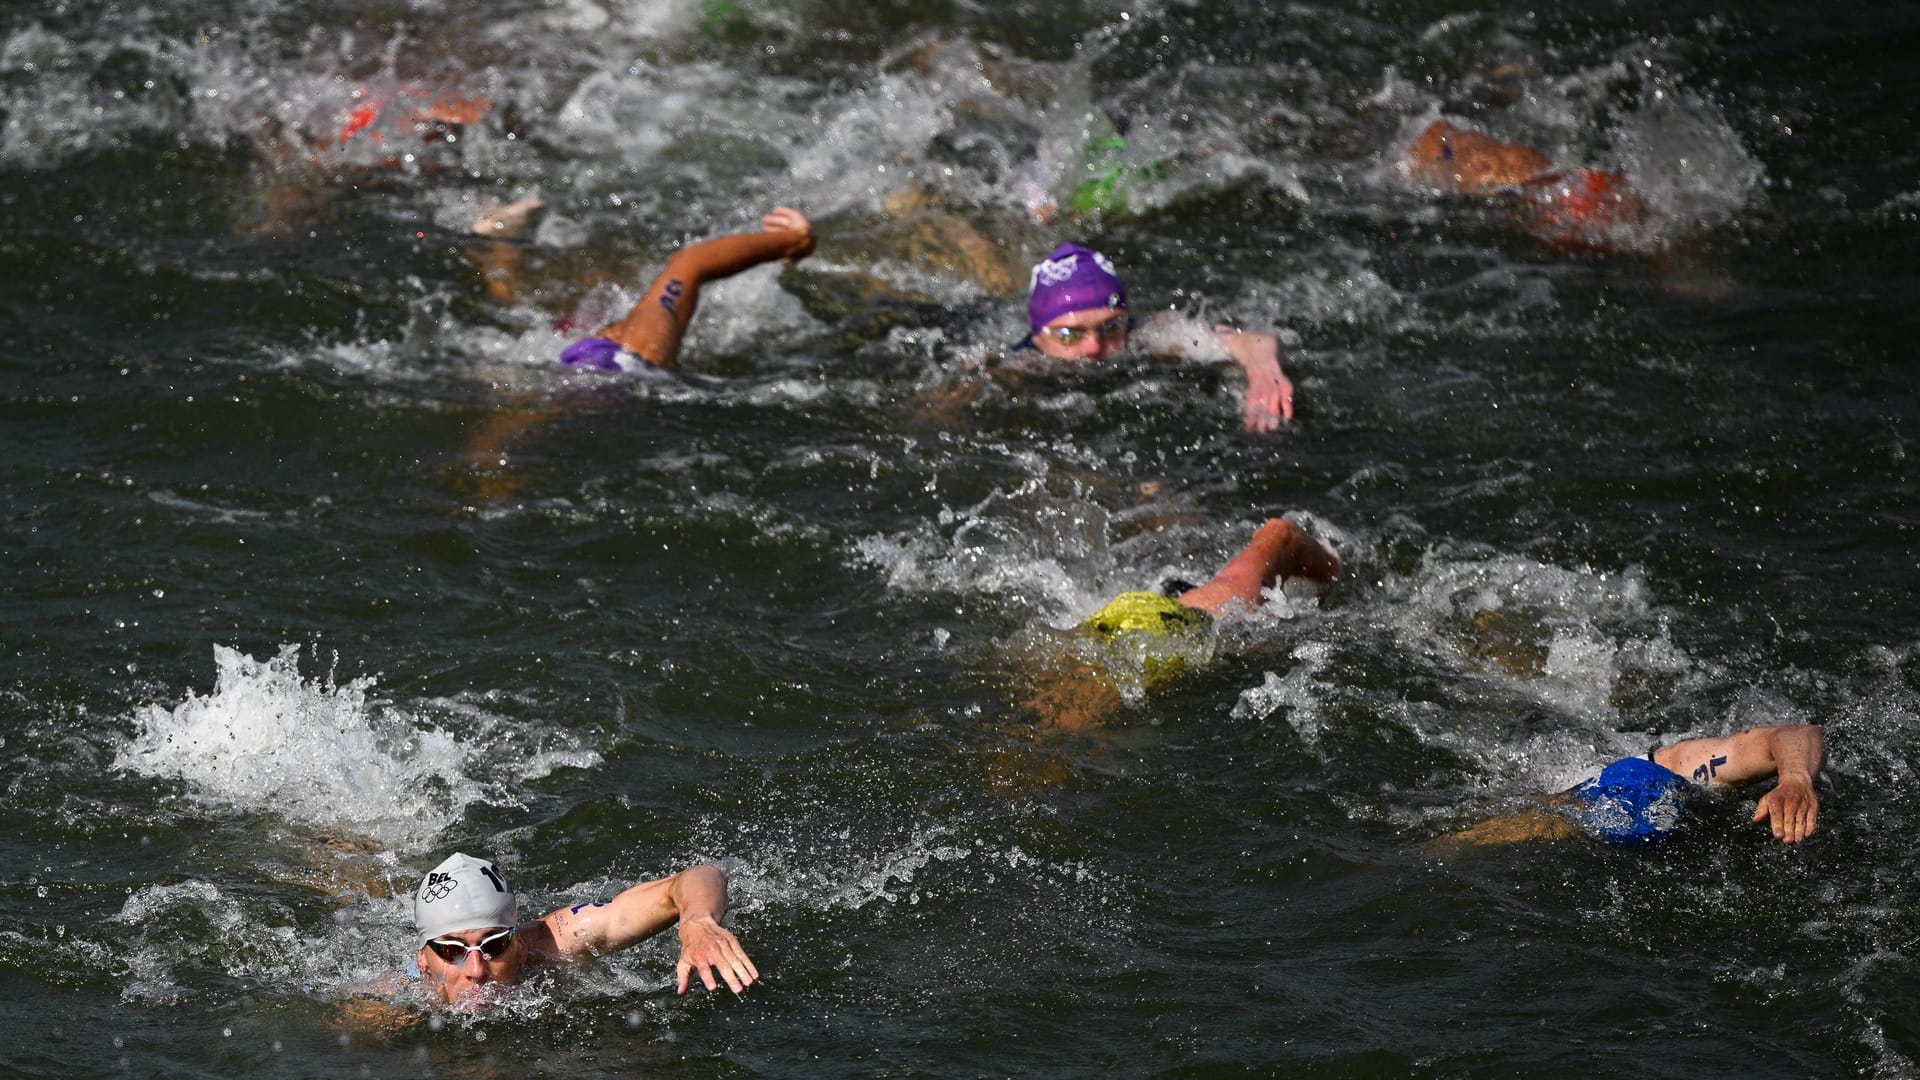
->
[[1691, 754, 1729, 784]]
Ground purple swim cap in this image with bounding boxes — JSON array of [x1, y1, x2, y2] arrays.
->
[[559, 336, 626, 371], [1027, 243, 1128, 334]]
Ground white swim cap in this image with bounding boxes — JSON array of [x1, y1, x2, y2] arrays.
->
[[414, 852, 519, 947]]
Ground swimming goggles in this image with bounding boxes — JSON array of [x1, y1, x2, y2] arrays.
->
[[427, 927, 515, 963], [1044, 315, 1127, 347]]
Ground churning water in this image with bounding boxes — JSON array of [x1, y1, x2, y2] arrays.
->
[[4, 0, 1920, 1074]]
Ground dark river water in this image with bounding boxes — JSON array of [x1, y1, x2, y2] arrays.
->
[[4, 0, 1919, 1075]]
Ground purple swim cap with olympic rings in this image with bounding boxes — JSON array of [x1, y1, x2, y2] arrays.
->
[[1027, 243, 1128, 334]]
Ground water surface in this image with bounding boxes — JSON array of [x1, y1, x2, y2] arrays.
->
[[4, 0, 1919, 1075]]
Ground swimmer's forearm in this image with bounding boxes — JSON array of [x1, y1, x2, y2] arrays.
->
[[1769, 725, 1826, 786], [1217, 328, 1284, 376], [667, 221, 812, 282], [668, 864, 730, 925]]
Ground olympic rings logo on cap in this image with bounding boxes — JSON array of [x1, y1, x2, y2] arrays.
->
[[420, 871, 459, 903], [1033, 253, 1080, 288]]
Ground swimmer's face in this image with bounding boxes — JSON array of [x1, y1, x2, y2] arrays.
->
[[418, 925, 525, 1006], [1033, 307, 1128, 361]]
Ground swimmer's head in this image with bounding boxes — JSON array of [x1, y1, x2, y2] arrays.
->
[[1514, 169, 1645, 250], [414, 852, 525, 1005], [414, 852, 517, 946], [1028, 243, 1127, 335], [1568, 757, 1687, 845], [1028, 243, 1129, 360]]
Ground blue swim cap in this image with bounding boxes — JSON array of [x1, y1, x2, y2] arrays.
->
[[1568, 757, 1688, 845]]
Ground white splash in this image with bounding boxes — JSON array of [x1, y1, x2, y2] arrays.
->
[[117, 645, 492, 851]]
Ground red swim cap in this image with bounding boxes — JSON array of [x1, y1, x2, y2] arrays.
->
[[339, 103, 380, 143], [1515, 169, 1643, 250]]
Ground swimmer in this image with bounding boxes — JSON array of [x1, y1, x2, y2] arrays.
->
[[1021, 243, 1296, 433], [1434, 723, 1826, 850], [251, 78, 523, 237], [333, 88, 493, 155], [1022, 518, 1340, 731], [557, 206, 815, 373], [457, 207, 815, 495], [401, 853, 756, 1008], [1400, 118, 1647, 251]]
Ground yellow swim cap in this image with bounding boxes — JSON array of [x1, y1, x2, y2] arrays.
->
[[1079, 591, 1210, 642], [1077, 592, 1213, 694]]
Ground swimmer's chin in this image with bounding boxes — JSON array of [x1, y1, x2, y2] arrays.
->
[[444, 984, 515, 1012]]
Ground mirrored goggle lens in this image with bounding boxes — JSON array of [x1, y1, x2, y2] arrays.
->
[[429, 928, 513, 962]]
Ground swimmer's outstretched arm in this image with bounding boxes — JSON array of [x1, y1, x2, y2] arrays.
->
[[534, 864, 758, 994], [598, 207, 816, 370], [1214, 326, 1295, 432], [1176, 518, 1339, 615], [1653, 724, 1826, 843], [1136, 314, 1295, 432]]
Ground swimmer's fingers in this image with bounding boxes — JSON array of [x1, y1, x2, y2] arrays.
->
[[1241, 371, 1292, 433], [762, 206, 815, 261], [677, 921, 759, 995], [698, 928, 757, 994], [1274, 371, 1295, 423], [1241, 391, 1280, 433], [1754, 781, 1819, 844]]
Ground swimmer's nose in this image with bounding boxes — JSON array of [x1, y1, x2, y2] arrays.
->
[[462, 949, 488, 978]]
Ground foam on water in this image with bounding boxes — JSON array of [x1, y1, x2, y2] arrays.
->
[[717, 816, 1135, 956], [1610, 83, 1765, 233], [787, 72, 958, 218], [1232, 641, 1340, 746], [116, 645, 595, 852], [539, 0, 719, 46], [0, 19, 216, 166], [857, 473, 1122, 623], [1391, 551, 1683, 721]]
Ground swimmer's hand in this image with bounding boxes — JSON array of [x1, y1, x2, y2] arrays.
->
[[1217, 326, 1294, 432], [329, 984, 422, 1038], [677, 915, 760, 995], [1753, 774, 1819, 844], [763, 206, 815, 264]]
